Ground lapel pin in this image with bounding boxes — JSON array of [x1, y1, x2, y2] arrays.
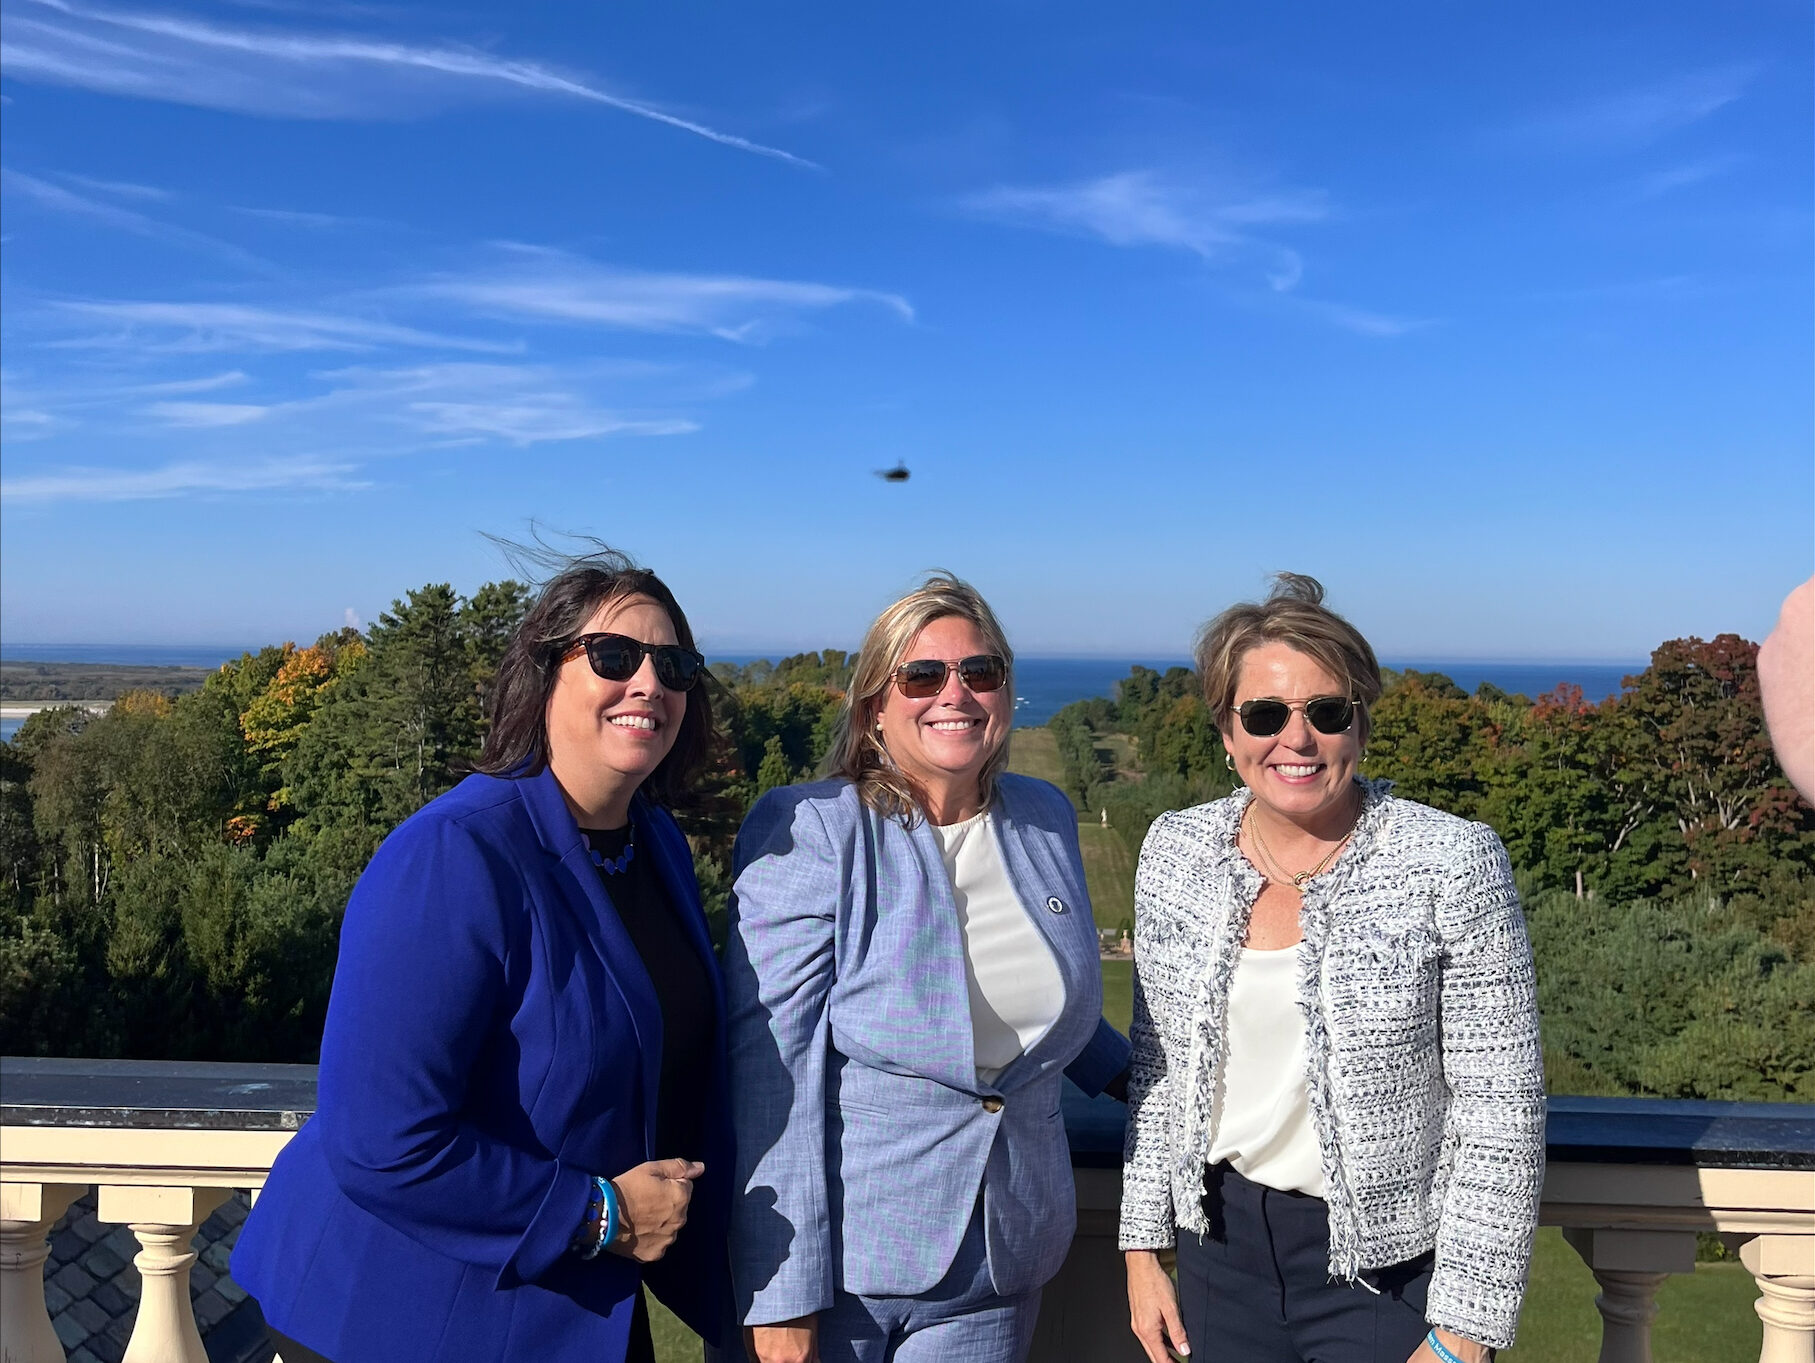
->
[[1046, 896, 1067, 914]]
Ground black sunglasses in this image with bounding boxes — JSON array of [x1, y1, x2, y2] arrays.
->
[[561, 633, 706, 691], [892, 654, 1009, 699], [1235, 695, 1358, 738]]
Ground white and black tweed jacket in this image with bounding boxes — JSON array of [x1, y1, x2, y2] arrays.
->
[[1119, 780, 1545, 1351]]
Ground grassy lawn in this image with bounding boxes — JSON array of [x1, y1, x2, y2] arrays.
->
[[1009, 726, 1136, 930], [1504, 1229, 1759, 1362]]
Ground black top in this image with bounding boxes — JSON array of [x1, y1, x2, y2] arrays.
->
[[581, 822, 715, 1163]]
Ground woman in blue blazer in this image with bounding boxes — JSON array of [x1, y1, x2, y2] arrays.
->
[[726, 573, 1131, 1363], [233, 552, 731, 1363]]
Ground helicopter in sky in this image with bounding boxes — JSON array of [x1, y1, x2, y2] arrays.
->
[[874, 462, 911, 483]]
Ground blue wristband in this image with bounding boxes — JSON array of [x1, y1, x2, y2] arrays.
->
[[1426, 1330, 1467, 1363], [600, 1177, 620, 1254], [575, 1176, 617, 1261]]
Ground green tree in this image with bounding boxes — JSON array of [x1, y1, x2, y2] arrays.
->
[[462, 579, 532, 728], [290, 584, 480, 839]]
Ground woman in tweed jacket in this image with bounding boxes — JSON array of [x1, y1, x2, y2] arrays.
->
[[1121, 575, 1543, 1363]]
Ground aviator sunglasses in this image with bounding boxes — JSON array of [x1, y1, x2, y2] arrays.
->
[[1235, 695, 1359, 738], [891, 654, 1009, 699], [560, 633, 707, 691]]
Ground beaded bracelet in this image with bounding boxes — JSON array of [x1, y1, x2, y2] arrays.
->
[[573, 1176, 619, 1260], [1425, 1330, 1467, 1363]]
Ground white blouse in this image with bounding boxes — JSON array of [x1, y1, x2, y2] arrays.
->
[[929, 811, 1066, 1085], [1205, 945, 1326, 1198]]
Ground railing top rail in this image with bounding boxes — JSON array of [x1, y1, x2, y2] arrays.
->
[[5, 1059, 1812, 1172], [1, 1055, 318, 1131], [1061, 1086, 1815, 1172], [1545, 1095, 1815, 1170]]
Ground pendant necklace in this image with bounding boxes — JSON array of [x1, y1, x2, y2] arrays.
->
[[1246, 801, 1355, 889]]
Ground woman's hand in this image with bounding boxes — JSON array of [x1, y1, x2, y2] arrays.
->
[[1125, 1250, 1189, 1362], [746, 1315, 818, 1363], [608, 1158, 703, 1262], [1407, 1326, 1492, 1363]]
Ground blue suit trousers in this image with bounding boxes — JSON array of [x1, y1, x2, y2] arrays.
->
[[815, 1201, 1041, 1363]]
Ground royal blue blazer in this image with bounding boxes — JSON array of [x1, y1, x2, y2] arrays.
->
[[724, 774, 1130, 1326], [232, 767, 732, 1362]]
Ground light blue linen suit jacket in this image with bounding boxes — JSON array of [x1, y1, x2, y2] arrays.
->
[[724, 773, 1130, 1327]]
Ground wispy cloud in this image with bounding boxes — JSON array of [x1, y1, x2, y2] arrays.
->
[[965, 170, 1323, 271], [1286, 298, 1430, 338], [1505, 66, 1756, 153], [1632, 155, 1745, 198], [4, 0, 818, 167], [414, 247, 914, 342], [56, 171, 171, 200], [229, 204, 375, 229], [130, 370, 251, 394], [51, 299, 519, 353], [961, 168, 1422, 335], [1, 167, 268, 269], [143, 400, 272, 427], [0, 455, 367, 502], [963, 170, 1325, 292], [313, 360, 704, 444]]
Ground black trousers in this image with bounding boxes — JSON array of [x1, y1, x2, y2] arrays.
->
[[1176, 1163, 1433, 1363]]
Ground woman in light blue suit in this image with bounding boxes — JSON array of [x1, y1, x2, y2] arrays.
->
[[726, 573, 1131, 1363]]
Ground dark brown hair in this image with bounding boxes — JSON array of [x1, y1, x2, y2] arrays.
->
[[474, 546, 714, 806]]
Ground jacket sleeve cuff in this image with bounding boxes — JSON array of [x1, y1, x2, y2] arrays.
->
[[1064, 1017, 1133, 1097], [1425, 1270, 1521, 1352], [742, 1273, 835, 1328], [496, 1160, 593, 1288]]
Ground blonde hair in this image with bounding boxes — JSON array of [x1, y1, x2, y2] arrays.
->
[[1195, 573, 1382, 740], [826, 572, 1016, 821]]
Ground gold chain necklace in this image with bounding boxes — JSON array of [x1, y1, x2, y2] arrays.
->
[[1245, 799, 1358, 889]]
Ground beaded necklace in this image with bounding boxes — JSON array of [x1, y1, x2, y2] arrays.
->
[[582, 825, 635, 875]]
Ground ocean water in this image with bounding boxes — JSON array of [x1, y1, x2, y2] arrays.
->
[[1004, 657, 1639, 727], [0, 646, 1646, 743], [2, 643, 253, 668]]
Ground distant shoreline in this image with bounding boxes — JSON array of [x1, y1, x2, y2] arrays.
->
[[2, 646, 1651, 669]]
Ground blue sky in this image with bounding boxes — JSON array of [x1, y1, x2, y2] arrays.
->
[[2, 1, 1809, 660]]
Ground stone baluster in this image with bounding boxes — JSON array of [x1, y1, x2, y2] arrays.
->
[[1741, 1235, 1815, 1363], [96, 1186, 231, 1363], [1, 1183, 86, 1363], [1563, 1226, 1697, 1363], [1585, 1269, 1671, 1363]]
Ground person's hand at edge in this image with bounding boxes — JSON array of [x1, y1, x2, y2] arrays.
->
[[1125, 1249, 1189, 1362], [746, 1314, 818, 1363], [1760, 575, 1815, 804], [608, 1158, 703, 1263], [1408, 1324, 1494, 1362]]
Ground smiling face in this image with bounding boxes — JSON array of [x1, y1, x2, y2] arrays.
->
[[1221, 640, 1362, 827], [872, 614, 1014, 821], [544, 594, 686, 822]]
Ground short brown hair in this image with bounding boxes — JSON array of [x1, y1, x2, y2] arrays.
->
[[1195, 573, 1382, 740], [474, 547, 714, 806], [825, 572, 1015, 821]]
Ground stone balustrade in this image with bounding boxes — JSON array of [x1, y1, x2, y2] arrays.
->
[[3, 1057, 1812, 1363]]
